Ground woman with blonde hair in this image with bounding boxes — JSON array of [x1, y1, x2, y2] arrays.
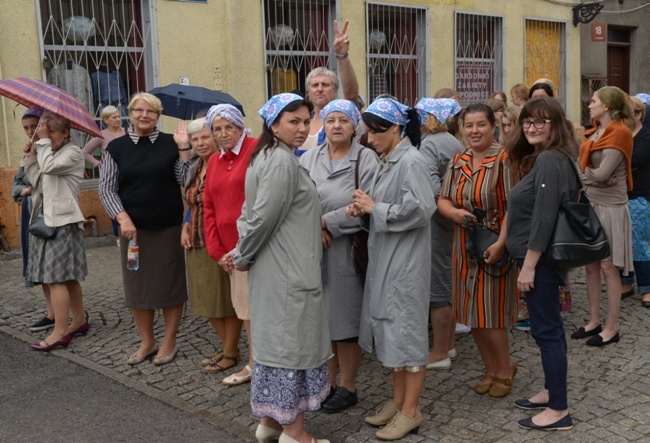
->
[[573, 86, 634, 346], [100, 92, 191, 365], [500, 106, 521, 144], [510, 84, 529, 108]]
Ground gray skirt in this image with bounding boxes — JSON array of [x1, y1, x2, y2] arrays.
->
[[26, 223, 87, 284], [120, 225, 188, 310]]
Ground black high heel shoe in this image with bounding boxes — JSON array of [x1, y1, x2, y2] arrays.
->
[[30, 334, 71, 352]]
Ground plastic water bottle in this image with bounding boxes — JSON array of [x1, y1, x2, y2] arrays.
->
[[127, 239, 139, 271]]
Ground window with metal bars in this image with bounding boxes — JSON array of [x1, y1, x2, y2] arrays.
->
[[525, 19, 567, 108], [37, 0, 157, 179], [365, 2, 428, 107], [262, 0, 336, 99], [454, 12, 503, 107]]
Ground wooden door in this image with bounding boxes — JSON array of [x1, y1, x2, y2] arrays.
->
[[608, 45, 630, 93]]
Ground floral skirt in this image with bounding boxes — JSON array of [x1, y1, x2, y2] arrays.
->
[[250, 362, 329, 425], [629, 197, 650, 261]]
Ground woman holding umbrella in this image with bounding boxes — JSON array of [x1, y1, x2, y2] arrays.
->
[[100, 92, 191, 365], [22, 111, 89, 351]]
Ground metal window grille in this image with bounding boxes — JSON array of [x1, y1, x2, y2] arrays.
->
[[262, 0, 337, 99], [365, 2, 428, 106], [581, 75, 607, 127], [454, 12, 504, 107], [37, 0, 157, 179], [524, 19, 567, 109]]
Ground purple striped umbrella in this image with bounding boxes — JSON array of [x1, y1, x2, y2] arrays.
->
[[0, 77, 101, 137]]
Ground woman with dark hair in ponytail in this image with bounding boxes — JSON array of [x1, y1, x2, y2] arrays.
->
[[347, 98, 436, 440], [229, 93, 331, 443]]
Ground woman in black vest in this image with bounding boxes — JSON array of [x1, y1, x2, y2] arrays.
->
[[99, 92, 191, 365]]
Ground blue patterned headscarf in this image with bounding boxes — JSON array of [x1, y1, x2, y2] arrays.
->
[[364, 98, 409, 127], [415, 98, 462, 126], [636, 93, 650, 105], [258, 93, 304, 127], [320, 99, 361, 127]]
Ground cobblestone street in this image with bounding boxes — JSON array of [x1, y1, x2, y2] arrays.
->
[[1, 238, 650, 442]]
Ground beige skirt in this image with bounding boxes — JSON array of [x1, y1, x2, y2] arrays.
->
[[186, 247, 235, 318], [230, 268, 250, 320], [592, 202, 634, 275]]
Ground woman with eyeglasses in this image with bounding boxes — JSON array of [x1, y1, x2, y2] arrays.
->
[[505, 97, 579, 431], [573, 86, 634, 347], [620, 96, 650, 308], [100, 92, 191, 365]]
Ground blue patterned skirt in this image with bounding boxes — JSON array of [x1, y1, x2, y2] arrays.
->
[[629, 197, 650, 261], [250, 362, 329, 425], [26, 223, 87, 284]]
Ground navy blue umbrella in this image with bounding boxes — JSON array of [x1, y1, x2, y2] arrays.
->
[[148, 83, 244, 119]]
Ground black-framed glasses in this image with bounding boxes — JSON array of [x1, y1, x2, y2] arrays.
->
[[522, 119, 551, 129]]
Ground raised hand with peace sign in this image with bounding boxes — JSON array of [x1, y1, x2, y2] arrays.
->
[[333, 19, 350, 58]]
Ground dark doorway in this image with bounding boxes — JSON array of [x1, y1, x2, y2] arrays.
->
[[608, 45, 630, 92], [607, 26, 632, 93]]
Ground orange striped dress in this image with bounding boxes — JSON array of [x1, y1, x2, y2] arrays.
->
[[440, 143, 517, 328]]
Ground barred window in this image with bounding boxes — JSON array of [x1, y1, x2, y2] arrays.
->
[[37, 0, 157, 179], [525, 19, 567, 108], [365, 3, 429, 106], [263, 0, 337, 99], [455, 12, 504, 106]]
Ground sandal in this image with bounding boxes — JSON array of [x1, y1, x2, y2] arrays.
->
[[202, 350, 240, 374], [488, 363, 517, 398], [473, 373, 494, 395], [200, 352, 223, 367]]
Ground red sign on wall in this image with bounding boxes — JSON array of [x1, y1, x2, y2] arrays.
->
[[455, 61, 495, 106], [592, 22, 606, 42]]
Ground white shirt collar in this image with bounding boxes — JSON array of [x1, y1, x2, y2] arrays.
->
[[219, 133, 246, 158]]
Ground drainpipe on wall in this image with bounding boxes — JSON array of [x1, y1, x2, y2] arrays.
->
[[0, 63, 11, 167]]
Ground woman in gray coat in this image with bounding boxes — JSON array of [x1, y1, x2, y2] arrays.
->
[[229, 93, 331, 443], [414, 98, 464, 370], [348, 98, 436, 441], [300, 100, 379, 414]]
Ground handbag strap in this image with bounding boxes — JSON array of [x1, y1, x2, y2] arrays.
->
[[555, 150, 587, 203], [354, 146, 365, 189]]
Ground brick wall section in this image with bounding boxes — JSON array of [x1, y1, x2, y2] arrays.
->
[[0, 167, 113, 248]]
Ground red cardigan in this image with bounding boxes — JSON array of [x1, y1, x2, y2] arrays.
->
[[203, 136, 257, 261]]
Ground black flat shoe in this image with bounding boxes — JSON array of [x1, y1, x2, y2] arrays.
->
[[570, 324, 602, 339], [518, 414, 573, 431], [321, 386, 358, 414], [320, 385, 337, 407], [586, 332, 620, 347], [622, 288, 635, 300], [514, 399, 549, 410], [642, 298, 650, 308]]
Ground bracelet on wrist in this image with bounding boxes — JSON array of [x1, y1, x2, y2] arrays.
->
[[335, 52, 349, 60], [178, 147, 191, 152]]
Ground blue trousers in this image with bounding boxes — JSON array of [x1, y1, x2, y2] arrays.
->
[[518, 259, 568, 410]]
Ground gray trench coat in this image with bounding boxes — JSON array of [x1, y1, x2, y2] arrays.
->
[[359, 138, 436, 368], [233, 143, 331, 370], [419, 132, 464, 301], [300, 141, 379, 340]]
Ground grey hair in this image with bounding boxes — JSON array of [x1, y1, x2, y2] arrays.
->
[[187, 117, 207, 137], [305, 67, 339, 99], [101, 105, 119, 120], [40, 111, 71, 132]]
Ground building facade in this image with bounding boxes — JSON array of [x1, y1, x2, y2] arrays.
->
[[0, 0, 580, 247], [579, 0, 650, 125]]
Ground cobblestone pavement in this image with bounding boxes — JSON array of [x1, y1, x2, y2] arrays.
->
[[2, 239, 650, 443]]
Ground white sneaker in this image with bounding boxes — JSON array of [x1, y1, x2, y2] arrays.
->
[[455, 323, 471, 334]]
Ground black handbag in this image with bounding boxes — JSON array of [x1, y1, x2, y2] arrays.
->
[[349, 148, 369, 276], [466, 223, 511, 268], [543, 155, 610, 269], [29, 214, 57, 240]]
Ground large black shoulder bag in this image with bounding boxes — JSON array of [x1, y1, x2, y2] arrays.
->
[[542, 154, 610, 269], [349, 148, 369, 276]]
